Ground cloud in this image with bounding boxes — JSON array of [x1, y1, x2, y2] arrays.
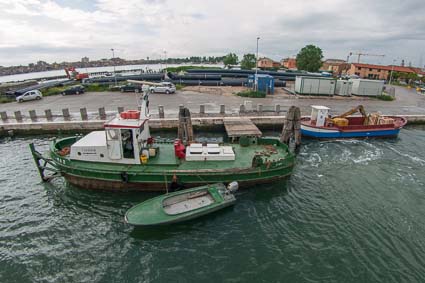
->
[[0, 0, 424, 66]]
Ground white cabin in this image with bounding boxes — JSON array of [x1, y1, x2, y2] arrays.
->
[[70, 91, 152, 164], [310, 105, 330, 127]]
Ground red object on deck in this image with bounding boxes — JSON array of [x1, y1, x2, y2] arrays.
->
[[174, 139, 186, 159], [120, 110, 140, 119]]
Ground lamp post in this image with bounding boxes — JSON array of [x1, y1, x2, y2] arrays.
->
[[255, 36, 260, 90], [164, 51, 167, 71], [111, 48, 117, 86], [389, 59, 396, 85]]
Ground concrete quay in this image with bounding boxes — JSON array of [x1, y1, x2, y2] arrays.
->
[[1, 111, 425, 137]]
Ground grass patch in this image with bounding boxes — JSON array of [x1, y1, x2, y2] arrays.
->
[[175, 84, 185, 91], [0, 96, 14, 103], [43, 86, 68, 96], [237, 90, 266, 98], [166, 66, 222, 73], [84, 84, 113, 92], [376, 95, 395, 101]]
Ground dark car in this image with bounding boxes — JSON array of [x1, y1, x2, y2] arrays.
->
[[120, 83, 142, 93], [62, 85, 85, 95]]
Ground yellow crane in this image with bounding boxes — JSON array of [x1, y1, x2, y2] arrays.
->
[[352, 52, 385, 63]]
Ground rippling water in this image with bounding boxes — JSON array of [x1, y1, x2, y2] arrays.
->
[[1, 128, 425, 282]]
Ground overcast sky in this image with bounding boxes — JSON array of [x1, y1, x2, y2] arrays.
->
[[0, 0, 424, 67]]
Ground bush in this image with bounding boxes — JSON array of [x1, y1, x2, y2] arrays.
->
[[175, 84, 185, 91], [376, 95, 395, 101], [236, 90, 266, 98], [84, 84, 112, 92], [43, 86, 68, 96], [0, 96, 14, 103]]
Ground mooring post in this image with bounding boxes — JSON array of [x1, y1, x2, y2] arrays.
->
[[118, 107, 124, 114], [275, 104, 281, 113], [179, 104, 184, 113], [200, 104, 205, 116], [257, 104, 263, 114], [80, 108, 88, 121], [239, 104, 245, 114], [220, 104, 225, 115], [0, 111, 8, 121], [29, 110, 37, 122], [14, 111, 23, 122], [98, 107, 106, 120], [62, 108, 70, 121], [45, 109, 53, 121], [158, 105, 164, 118], [280, 106, 301, 150]]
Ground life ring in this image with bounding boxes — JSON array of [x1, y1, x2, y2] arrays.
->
[[58, 146, 70, 156]]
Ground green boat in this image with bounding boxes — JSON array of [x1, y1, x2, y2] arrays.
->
[[125, 182, 238, 226], [30, 87, 295, 192]]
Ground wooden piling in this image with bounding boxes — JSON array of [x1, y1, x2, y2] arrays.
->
[[280, 106, 301, 150]]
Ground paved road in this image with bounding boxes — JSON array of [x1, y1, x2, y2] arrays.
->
[[1, 86, 424, 117]]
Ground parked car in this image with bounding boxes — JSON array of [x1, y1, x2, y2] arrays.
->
[[120, 83, 142, 93], [149, 82, 176, 94], [16, 90, 43, 103], [62, 85, 85, 95]]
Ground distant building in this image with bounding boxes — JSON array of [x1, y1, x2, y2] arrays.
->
[[81, 57, 89, 63], [281, 58, 297, 69], [347, 63, 416, 80], [322, 59, 349, 76], [257, 57, 279, 69]]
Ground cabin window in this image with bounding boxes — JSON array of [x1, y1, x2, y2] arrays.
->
[[121, 129, 134, 159], [107, 129, 119, 140]]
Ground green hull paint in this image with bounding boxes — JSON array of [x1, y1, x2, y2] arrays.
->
[[49, 136, 295, 191], [125, 183, 235, 226]]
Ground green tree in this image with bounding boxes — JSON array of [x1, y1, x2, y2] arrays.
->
[[223, 53, 238, 67], [296, 44, 323, 72], [240, 53, 256, 70]]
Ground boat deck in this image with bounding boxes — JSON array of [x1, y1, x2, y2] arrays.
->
[[67, 141, 289, 173]]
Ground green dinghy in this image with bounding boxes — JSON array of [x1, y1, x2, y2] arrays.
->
[[125, 182, 238, 226]]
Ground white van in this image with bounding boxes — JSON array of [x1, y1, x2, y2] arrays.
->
[[16, 90, 43, 103]]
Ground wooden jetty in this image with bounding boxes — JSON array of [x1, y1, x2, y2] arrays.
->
[[223, 117, 262, 139]]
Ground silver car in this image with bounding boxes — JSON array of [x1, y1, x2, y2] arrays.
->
[[16, 90, 43, 103], [149, 82, 176, 94]]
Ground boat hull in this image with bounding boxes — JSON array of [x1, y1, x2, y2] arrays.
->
[[125, 183, 236, 226], [301, 124, 401, 139], [49, 137, 295, 192], [301, 116, 406, 139], [62, 168, 292, 192]]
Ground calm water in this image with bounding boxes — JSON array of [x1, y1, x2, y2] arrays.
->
[[1, 128, 425, 282]]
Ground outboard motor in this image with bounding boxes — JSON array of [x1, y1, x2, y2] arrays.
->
[[226, 181, 239, 193]]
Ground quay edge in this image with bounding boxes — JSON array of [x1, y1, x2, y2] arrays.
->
[[1, 114, 425, 137]]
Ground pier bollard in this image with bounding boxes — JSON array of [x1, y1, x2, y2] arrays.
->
[[275, 104, 281, 113], [220, 104, 225, 115], [62, 108, 70, 121], [118, 107, 124, 114], [257, 104, 263, 114], [14, 111, 23, 122], [29, 110, 37, 122], [45, 109, 53, 121], [98, 107, 106, 120], [200, 104, 205, 116], [158, 105, 164, 118], [80, 108, 88, 121], [0, 111, 8, 121], [239, 104, 245, 114], [179, 105, 184, 112]]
